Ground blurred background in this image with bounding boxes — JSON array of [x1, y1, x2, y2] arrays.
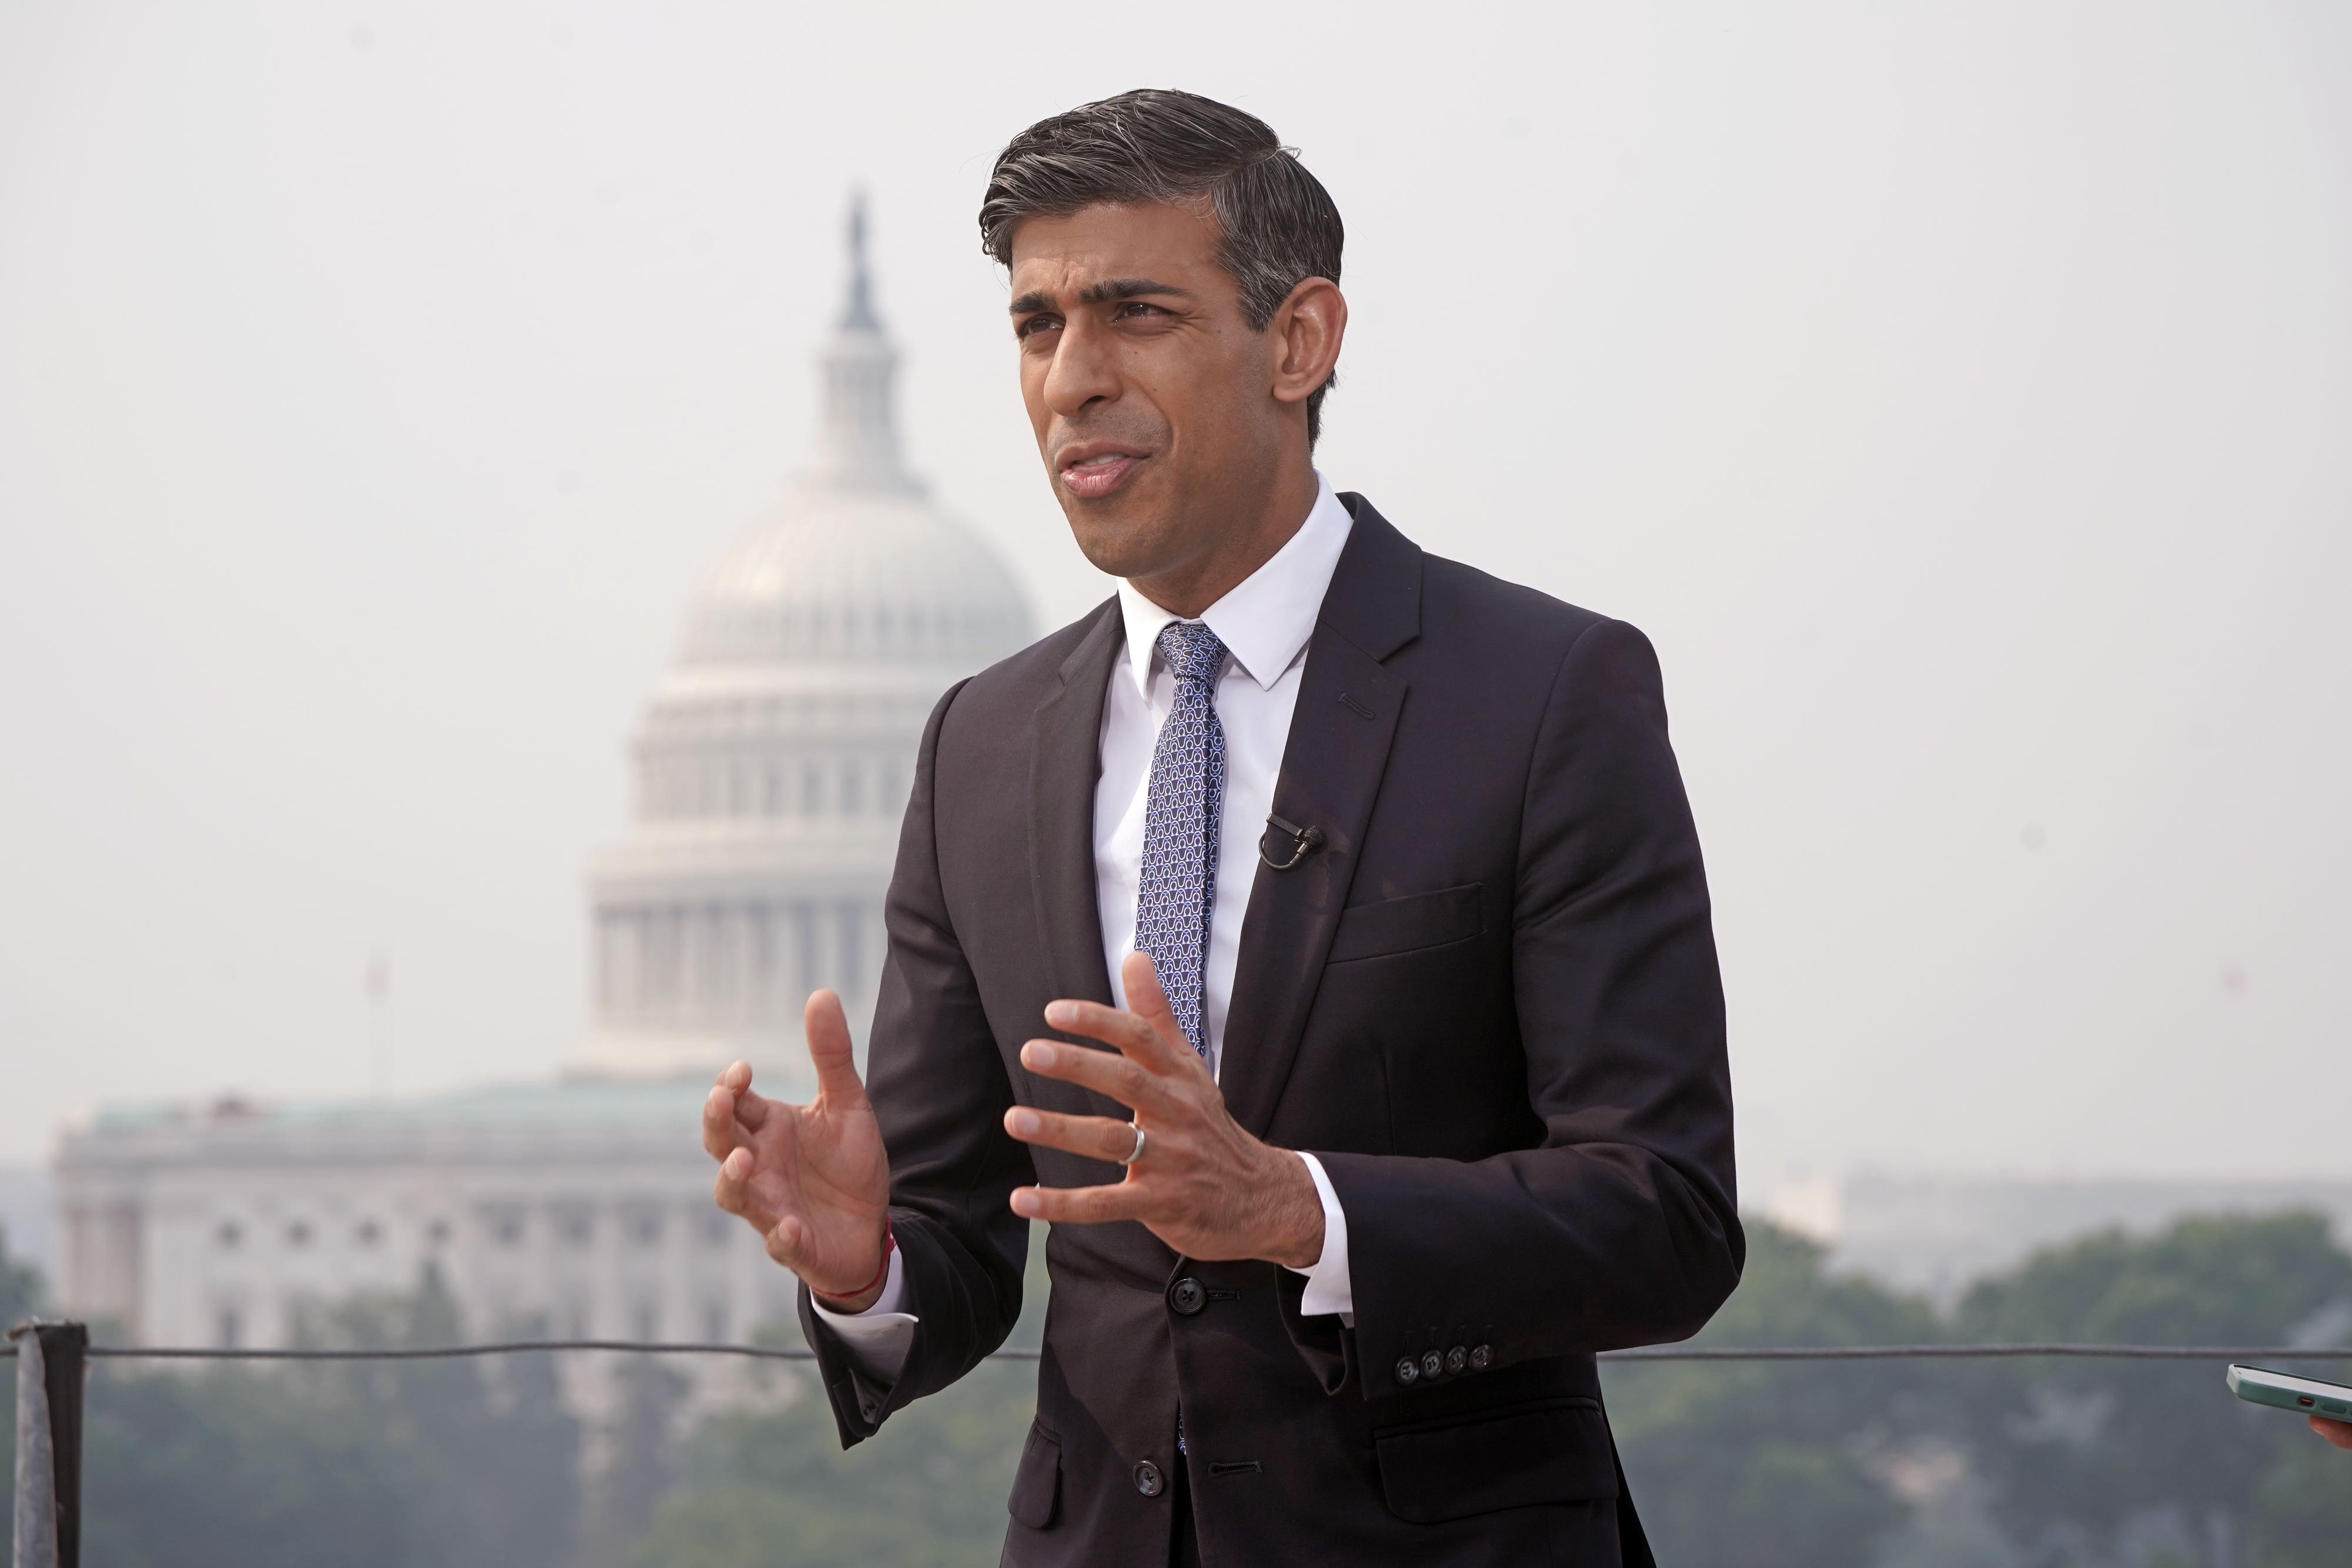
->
[[3, 1, 2349, 1563]]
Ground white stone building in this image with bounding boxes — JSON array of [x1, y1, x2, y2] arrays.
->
[[586, 203, 1030, 1085], [52, 205, 1033, 1366]]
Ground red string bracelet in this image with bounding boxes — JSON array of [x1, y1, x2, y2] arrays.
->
[[811, 1221, 895, 1308]]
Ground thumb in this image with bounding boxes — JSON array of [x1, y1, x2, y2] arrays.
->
[[804, 989, 869, 1108]]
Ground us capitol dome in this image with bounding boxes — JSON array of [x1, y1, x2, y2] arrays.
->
[[51, 203, 1034, 1369], [587, 200, 1033, 1084]]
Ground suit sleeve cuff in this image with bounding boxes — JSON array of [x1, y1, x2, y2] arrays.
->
[[1287, 1152, 1355, 1325], [806, 1244, 917, 1379]]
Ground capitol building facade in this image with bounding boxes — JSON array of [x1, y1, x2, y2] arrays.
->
[[51, 209, 1034, 1383]]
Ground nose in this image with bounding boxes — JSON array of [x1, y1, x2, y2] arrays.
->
[[1041, 315, 1120, 417]]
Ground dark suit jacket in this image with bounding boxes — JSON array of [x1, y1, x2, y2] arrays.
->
[[800, 494, 1742, 1567]]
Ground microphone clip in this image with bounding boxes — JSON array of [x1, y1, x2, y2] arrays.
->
[[1259, 813, 1326, 871]]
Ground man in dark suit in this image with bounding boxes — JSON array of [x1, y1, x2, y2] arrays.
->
[[702, 89, 1740, 1566]]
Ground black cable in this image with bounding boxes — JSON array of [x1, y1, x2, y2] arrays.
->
[[8, 1339, 2345, 1363], [82, 1339, 1023, 1363]]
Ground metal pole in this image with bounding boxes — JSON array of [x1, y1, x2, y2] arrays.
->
[[9, 1322, 85, 1568]]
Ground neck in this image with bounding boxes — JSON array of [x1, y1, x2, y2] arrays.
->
[[1128, 459, 1321, 619]]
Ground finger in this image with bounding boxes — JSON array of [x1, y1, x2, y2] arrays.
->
[[764, 1212, 812, 1271], [1010, 1181, 1154, 1224], [1045, 957, 1200, 1079], [1004, 1105, 1145, 1164], [1116, 951, 1210, 1077], [701, 1085, 744, 1161], [2316, 1415, 2352, 1450], [717, 1061, 774, 1129], [712, 1148, 780, 1233], [1018, 1037, 1165, 1114], [804, 990, 870, 1108], [1041, 995, 1181, 1078]]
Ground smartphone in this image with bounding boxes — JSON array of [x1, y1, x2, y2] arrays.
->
[[2227, 1364, 2352, 1420]]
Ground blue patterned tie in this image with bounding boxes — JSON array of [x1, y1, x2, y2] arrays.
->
[[1134, 620, 1229, 1058]]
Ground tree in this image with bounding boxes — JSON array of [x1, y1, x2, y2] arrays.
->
[[1605, 1219, 1940, 1568], [627, 1357, 1039, 1568], [1950, 1211, 2352, 1567], [1, 1222, 44, 1532], [289, 1271, 581, 1568], [82, 1362, 413, 1568], [578, 1355, 690, 1568], [0, 1221, 38, 1324], [78, 1266, 580, 1568], [627, 1226, 1050, 1567], [2246, 1434, 2352, 1568]]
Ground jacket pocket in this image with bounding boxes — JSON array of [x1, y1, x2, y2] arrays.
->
[[1327, 883, 1482, 964], [1374, 1396, 1616, 1524], [1007, 1422, 1061, 1530]]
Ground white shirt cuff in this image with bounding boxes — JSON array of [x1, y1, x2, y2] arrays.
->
[[807, 1242, 917, 1380], [1287, 1152, 1355, 1326]]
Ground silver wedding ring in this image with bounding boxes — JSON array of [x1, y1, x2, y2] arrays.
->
[[1118, 1122, 1147, 1166]]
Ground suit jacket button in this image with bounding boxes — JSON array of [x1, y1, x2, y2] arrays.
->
[[1394, 1356, 1421, 1385], [1421, 1350, 1445, 1380], [1168, 1276, 1207, 1316], [1446, 1345, 1468, 1375], [1134, 1460, 1165, 1497], [1469, 1344, 1493, 1371]]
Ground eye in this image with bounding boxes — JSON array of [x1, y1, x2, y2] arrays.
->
[[1014, 314, 1062, 341], [1114, 301, 1168, 320]]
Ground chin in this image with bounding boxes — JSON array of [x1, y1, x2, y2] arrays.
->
[[1059, 484, 1180, 580]]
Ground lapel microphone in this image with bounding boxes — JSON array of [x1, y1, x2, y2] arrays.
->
[[1259, 813, 1326, 871]]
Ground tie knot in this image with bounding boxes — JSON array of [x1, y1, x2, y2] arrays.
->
[[1155, 620, 1229, 685]]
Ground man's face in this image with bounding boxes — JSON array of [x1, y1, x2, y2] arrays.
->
[[1007, 202, 1285, 581]]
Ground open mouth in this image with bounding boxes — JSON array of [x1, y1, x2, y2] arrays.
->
[[1057, 447, 1145, 499]]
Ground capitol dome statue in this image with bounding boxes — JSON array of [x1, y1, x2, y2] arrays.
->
[[586, 201, 1034, 1084]]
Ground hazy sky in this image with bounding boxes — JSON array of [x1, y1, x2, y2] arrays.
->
[[2, 1, 2347, 1192]]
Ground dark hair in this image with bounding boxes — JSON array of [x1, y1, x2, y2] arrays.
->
[[980, 89, 1344, 445]]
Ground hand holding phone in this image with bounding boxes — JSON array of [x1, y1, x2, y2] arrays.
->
[[2227, 1364, 2352, 1448]]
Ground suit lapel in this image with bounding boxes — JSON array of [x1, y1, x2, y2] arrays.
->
[[1030, 598, 1122, 1015], [1220, 496, 1422, 1138]]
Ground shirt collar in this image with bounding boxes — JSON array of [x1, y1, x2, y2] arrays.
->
[[1116, 476, 1355, 698]]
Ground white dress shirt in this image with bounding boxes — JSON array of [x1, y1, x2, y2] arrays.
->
[[815, 479, 1359, 1373]]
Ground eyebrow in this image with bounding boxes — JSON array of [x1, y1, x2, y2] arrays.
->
[[1008, 277, 1196, 315]]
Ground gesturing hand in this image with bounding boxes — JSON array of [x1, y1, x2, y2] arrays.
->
[[703, 989, 893, 1311], [1003, 951, 1325, 1269]]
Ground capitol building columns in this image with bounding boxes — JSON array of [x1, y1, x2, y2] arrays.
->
[[584, 196, 1028, 1088], [593, 894, 893, 1049]]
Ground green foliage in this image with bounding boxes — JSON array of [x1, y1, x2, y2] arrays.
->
[[0, 1221, 40, 1324], [2247, 1434, 2352, 1568], [22, 1212, 2352, 1564], [1947, 1211, 2352, 1566], [82, 1364, 413, 1568], [579, 1355, 691, 1568], [81, 1266, 579, 1568], [1, 1221, 40, 1531], [1606, 1219, 1940, 1568], [629, 1223, 1049, 1567], [630, 1359, 1041, 1568]]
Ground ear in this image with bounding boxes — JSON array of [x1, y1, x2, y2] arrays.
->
[[1268, 277, 1346, 413]]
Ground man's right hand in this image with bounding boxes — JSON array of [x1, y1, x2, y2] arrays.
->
[[703, 989, 893, 1312], [2316, 1416, 2352, 1451]]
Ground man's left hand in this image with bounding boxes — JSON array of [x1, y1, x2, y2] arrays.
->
[[1003, 950, 1325, 1269]]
